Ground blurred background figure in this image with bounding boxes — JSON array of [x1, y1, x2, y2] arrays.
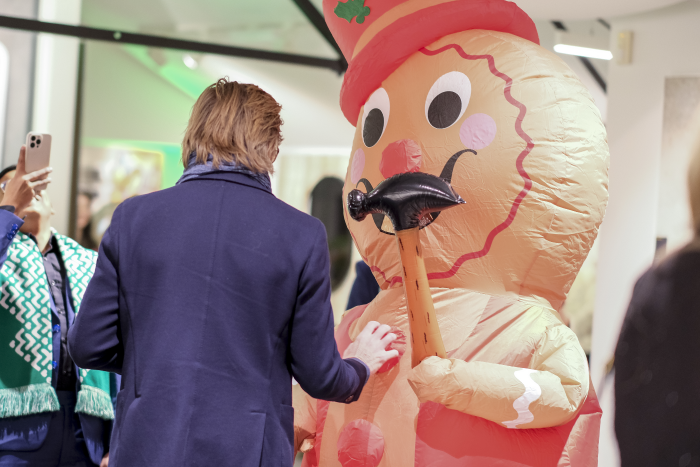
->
[[74, 191, 97, 250], [0, 165, 16, 190], [346, 261, 379, 311], [309, 177, 352, 291], [614, 133, 700, 466]]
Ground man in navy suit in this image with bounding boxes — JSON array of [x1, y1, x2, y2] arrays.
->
[[68, 79, 398, 466]]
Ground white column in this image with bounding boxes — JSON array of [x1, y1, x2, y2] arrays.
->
[[0, 43, 10, 163], [31, 0, 82, 234]]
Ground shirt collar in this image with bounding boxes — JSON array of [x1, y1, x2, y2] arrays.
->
[[27, 232, 57, 256]]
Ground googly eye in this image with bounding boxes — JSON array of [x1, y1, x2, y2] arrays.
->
[[425, 71, 471, 129], [362, 88, 390, 148]]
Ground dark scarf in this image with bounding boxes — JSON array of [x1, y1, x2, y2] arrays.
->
[[177, 153, 271, 192]]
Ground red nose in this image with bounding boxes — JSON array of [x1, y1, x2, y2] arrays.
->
[[380, 139, 423, 179]]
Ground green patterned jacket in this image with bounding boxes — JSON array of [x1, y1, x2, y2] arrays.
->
[[0, 230, 114, 420]]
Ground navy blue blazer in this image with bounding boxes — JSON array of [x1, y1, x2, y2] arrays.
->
[[68, 171, 367, 467]]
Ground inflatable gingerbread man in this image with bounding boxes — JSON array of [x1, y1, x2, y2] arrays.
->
[[294, 0, 609, 465]]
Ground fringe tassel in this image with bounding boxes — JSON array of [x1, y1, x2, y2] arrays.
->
[[0, 383, 59, 418], [76, 385, 114, 420]]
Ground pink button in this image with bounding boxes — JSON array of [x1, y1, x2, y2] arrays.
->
[[337, 419, 385, 467]]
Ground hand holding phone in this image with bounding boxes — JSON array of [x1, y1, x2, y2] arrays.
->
[[25, 132, 51, 192], [1, 145, 53, 214]]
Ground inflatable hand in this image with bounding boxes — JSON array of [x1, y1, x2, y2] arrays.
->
[[293, 382, 317, 453], [407, 321, 589, 429]]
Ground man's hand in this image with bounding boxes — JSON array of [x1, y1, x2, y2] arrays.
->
[[101, 452, 109, 467], [343, 321, 399, 375], [2, 146, 52, 213]]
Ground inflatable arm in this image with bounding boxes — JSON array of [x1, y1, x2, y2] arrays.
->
[[293, 385, 317, 453], [407, 322, 589, 429]]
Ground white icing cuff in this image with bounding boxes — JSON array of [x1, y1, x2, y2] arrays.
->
[[503, 368, 541, 429]]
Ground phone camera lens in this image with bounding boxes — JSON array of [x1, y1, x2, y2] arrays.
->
[[30, 143, 35, 148], [36, 139, 41, 145], [31, 136, 35, 141]]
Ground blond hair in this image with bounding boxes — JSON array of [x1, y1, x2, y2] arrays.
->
[[182, 78, 283, 173]]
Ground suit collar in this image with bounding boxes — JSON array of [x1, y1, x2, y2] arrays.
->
[[181, 171, 273, 195]]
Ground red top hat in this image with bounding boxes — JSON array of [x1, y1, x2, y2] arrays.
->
[[323, 0, 539, 125]]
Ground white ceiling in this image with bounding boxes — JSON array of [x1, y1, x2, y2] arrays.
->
[[82, 0, 691, 57], [81, 0, 336, 57], [78, 0, 668, 156], [515, 0, 688, 20]]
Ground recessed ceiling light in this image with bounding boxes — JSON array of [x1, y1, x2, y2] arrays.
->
[[183, 54, 198, 69], [554, 44, 613, 60]]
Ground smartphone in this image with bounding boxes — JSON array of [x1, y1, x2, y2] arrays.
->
[[25, 132, 51, 191]]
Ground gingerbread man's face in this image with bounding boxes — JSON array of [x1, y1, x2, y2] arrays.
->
[[343, 30, 609, 309]]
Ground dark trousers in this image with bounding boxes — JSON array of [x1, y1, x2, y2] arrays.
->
[[0, 392, 95, 467]]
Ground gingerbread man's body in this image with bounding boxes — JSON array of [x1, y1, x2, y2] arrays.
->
[[294, 2, 609, 465], [296, 289, 601, 466]]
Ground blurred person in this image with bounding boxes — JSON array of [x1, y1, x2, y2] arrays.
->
[[74, 192, 97, 251], [615, 136, 700, 465], [0, 165, 16, 190], [0, 149, 116, 467], [346, 260, 379, 310], [69, 78, 398, 467]]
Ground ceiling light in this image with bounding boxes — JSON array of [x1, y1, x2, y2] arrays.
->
[[554, 44, 613, 60], [183, 54, 198, 69]]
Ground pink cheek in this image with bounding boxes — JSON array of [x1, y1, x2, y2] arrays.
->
[[459, 113, 497, 150], [350, 149, 365, 185]]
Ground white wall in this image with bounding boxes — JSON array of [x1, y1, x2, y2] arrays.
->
[[592, 1, 700, 464], [0, 43, 9, 162], [32, 0, 82, 234], [657, 76, 700, 251]]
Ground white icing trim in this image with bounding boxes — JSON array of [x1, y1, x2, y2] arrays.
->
[[503, 369, 541, 429]]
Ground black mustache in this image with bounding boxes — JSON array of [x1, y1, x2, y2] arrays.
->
[[355, 149, 476, 235]]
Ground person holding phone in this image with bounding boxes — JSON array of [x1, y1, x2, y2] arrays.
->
[[0, 146, 116, 467]]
